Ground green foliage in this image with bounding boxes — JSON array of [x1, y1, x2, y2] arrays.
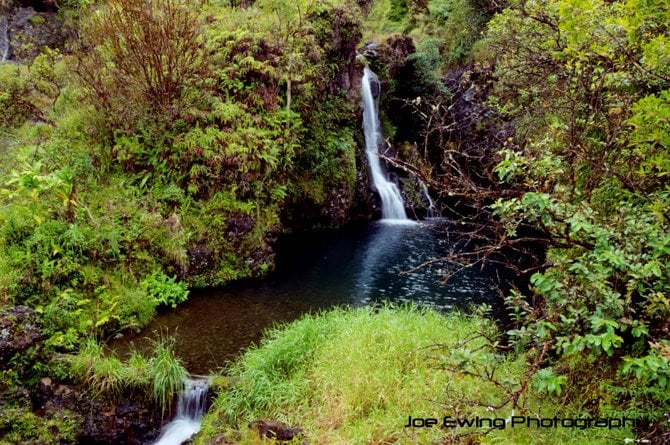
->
[[0, 0, 366, 434], [484, 0, 670, 430], [0, 64, 36, 128], [68, 336, 187, 413], [422, 0, 489, 65], [388, 0, 411, 22], [604, 360, 670, 422], [150, 337, 188, 414], [364, 0, 417, 36], [404, 36, 451, 96], [0, 49, 64, 129], [621, 342, 670, 390], [290, 94, 358, 206], [0, 159, 188, 343], [627, 90, 670, 186], [0, 0, 366, 322], [141, 270, 189, 309], [0, 407, 81, 445], [78, 0, 207, 138], [532, 367, 568, 396], [363, 0, 489, 66]]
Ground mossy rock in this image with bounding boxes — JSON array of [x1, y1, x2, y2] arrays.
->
[[0, 305, 43, 369]]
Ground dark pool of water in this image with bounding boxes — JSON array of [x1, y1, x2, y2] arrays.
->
[[112, 219, 508, 374]]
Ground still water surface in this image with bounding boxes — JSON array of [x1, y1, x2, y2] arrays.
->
[[115, 220, 506, 374]]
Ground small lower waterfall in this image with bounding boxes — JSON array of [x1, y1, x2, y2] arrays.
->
[[153, 377, 209, 445], [0, 16, 9, 62], [361, 67, 409, 221], [421, 181, 439, 218]]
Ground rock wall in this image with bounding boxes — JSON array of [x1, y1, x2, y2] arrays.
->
[[37, 379, 163, 445], [1, 1, 71, 62]]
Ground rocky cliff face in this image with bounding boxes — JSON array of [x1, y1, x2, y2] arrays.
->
[[1, 1, 72, 62], [280, 6, 373, 230]]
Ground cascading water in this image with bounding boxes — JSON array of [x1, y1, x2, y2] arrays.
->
[[361, 67, 410, 221], [420, 181, 439, 218], [0, 16, 9, 63], [153, 377, 209, 445]]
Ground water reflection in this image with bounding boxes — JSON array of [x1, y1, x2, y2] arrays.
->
[[351, 220, 499, 309], [113, 220, 506, 374]]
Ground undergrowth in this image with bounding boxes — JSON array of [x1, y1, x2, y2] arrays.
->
[[196, 306, 632, 444], [67, 336, 187, 415]]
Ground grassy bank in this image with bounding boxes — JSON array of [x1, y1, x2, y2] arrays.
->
[[197, 306, 630, 444]]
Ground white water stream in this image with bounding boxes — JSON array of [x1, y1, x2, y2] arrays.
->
[[421, 181, 439, 218], [361, 67, 410, 221], [0, 15, 9, 62], [152, 377, 209, 445]]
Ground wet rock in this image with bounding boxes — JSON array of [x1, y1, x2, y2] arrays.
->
[[246, 240, 276, 276], [323, 187, 355, 227], [206, 431, 240, 445], [187, 244, 215, 275], [0, 15, 9, 62], [281, 185, 358, 230], [249, 420, 304, 442], [37, 380, 163, 445], [368, 73, 381, 99], [359, 35, 416, 79], [441, 63, 514, 163], [14, 1, 59, 13], [360, 41, 380, 60], [0, 305, 43, 369], [3, 4, 71, 62], [225, 215, 255, 238], [353, 160, 379, 220], [377, 34, 416, 78], [0, 385, 31, 410]]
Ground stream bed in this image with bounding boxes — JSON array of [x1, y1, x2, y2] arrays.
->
[[113, 219, 507, 375]]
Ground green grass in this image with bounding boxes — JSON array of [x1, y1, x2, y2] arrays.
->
[[67, 336, 187, 414], [196, 306, 632, 444], [150, 337, 188, 414]]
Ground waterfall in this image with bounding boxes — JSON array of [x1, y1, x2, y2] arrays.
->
[[361, 67, 409, 221], [0, 15, 9, 63], [153, 377, 209, 445], [420, 181, 439, 218]]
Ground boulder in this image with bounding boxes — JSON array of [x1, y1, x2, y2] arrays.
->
[[0, 305, 43, 369]]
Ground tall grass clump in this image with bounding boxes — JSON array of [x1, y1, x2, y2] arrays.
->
[[218, 309, 339, 419], [150, 337, 188, 414], [68, 337, 127, 396], [67, 336, 187, 414], [197, 306, 632, 444]]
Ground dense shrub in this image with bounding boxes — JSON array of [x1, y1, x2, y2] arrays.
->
[[481, 0, 670, 435], [77, 0, 208, 137]]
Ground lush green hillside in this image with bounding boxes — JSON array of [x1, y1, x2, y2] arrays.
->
[[0, 0, 363, 347], [1, 0, 364, 441], [0, 0, 667, 443]]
